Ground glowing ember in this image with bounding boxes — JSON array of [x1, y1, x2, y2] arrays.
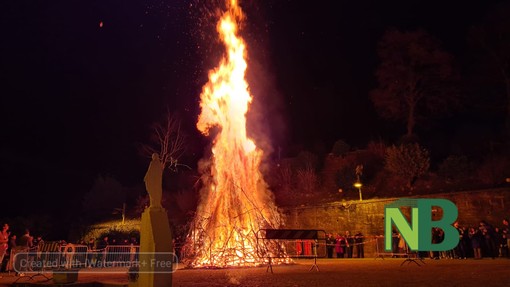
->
[[187, 0, 286, 267]]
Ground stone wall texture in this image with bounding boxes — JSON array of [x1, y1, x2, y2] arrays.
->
[[281, 188, 510, 257]]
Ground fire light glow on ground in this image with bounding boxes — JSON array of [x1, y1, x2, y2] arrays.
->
[[3, 260, 509, 287], [185, 0, 287, 267]]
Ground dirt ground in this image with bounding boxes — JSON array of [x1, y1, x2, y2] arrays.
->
[[172, 258, 510, 287], [1, 258, 509, 287]]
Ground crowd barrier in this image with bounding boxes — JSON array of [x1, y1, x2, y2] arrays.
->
[[256, 229, 326, 272], [8, 242, 142, 272], [6, 235, 426, 274], [305, 235, 411, 259], [372, 236, 408, 258], [102, 245, 139, 267]]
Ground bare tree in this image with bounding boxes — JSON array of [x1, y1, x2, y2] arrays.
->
[[275, 162, 294, 196], [467, 3, 510, 138], [297, 167, 319, 195], [371, 29, 459, 137], [140, 111, 187, 171]]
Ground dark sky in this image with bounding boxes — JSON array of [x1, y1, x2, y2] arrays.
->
[[0, 0, 506, 218]]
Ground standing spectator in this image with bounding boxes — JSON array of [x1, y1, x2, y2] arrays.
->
[[430, 228, 440, 259], [354, 231, 364, 258], [87, 238, 96, 250], [335, 233, 345, 258], [500, 219, 510, 258], [398, 232, 407, 257], [87, 238, 96, 268], [19, 229, 33, 249], [130, 237, 139, 263], [18, 229, 34, 272], [469, 227, 482, 259], [129, 241, 137, 264], [3, 234, 16, 272], [461, 226, 472, 258], [32, 236, 43, 248], [0, 224, 10, 276], [494, 227, 504, 257], [453, 222, 467, 259], [8, 235, 16, 252], [479, 221, 497, 259], [96, 236, 109, 267], [325, 233, 335, 258], [97, 236, 109, 251], [391, 229, 399, 257], [437, 229, 453, 259], [345, 231, 354, 258]]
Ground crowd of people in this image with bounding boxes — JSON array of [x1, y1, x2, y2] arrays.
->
[[1, 217, 508, 273], [438, 219, 508, 259], [76, 236, 139, 250], [322, 218, 510, 260], [0, 224, 45, 276], [325, 231, 365, 258], [0, 222, 142, 276], [387, 219, 510, 260]]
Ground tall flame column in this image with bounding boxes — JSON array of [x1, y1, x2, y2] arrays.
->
[[189, 1, 283, 267]]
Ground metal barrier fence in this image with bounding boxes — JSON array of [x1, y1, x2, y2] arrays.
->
[[256, 229, 327, 259], [103, 245, 139, 267], [60, 244, 89, 268], [280, 239, 326, 258], [178, 234, 394, 262], [372, 235, 409, 258], [294, 235, 408, 259], [7, 235, 422, 273], [256, 229, 327, 272], [313, 235, 380, 258], [8, 243, 142, 272]]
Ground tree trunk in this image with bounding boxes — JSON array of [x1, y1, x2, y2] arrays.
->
[[407, 102, 416, 137], [504, 74, 510, 141]]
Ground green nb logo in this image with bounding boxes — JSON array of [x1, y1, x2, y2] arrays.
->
[[384, 198, 459, 251]]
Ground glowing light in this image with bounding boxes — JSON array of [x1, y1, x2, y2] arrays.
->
[[186, 0, 287, 267]]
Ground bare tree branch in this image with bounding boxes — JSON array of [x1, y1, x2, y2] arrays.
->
[[139, 110, 187, 171]]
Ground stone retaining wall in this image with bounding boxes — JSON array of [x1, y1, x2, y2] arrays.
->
[[281, 188, 510, 257]]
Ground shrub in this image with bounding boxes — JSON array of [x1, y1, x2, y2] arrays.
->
[[438, 155, 473, 181], [477, 155, 510, 186], [331, 140, 350, 157], [385, 143, 430, 189]]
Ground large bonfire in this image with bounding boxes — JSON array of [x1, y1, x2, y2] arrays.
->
[[187, 0, 285, 267]]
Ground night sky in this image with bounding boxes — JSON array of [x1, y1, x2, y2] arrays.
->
[[0, 0, 506, 219]]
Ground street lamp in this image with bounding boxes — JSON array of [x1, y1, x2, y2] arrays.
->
[[354, 164, 363, 201], [353, 181, 363, 201]]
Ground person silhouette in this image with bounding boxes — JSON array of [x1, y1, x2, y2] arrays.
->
[[144, 153, 164, 209]]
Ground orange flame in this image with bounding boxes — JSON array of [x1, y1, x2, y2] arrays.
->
[[188, 1, 285, 267]]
